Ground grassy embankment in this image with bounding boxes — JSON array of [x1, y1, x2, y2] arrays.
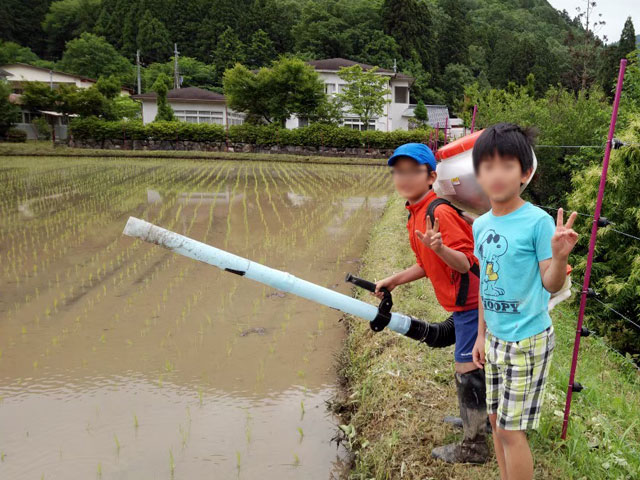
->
[[0, 141, 386, 166], [335, 193, 640, 480]]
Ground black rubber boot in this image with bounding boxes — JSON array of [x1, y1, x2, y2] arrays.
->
[[431, 369, 489, 464], [443, 414, 492, 433]]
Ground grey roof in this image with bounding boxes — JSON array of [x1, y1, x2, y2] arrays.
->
[[402, 104, 451, 128], [307, 58, 414, 83], [132, 86, 226, 102]]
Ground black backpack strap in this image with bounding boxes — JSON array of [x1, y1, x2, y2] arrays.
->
[[426, 198, 465, 226], [426, 198, 480, 306]]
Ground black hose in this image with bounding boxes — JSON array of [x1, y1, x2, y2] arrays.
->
[[405, 315, 456, 348]]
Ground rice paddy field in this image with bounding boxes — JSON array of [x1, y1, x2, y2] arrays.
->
[[0, 155, 392, 479]]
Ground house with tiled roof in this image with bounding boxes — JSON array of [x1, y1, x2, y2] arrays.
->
[[1, 63, 132, 139], [132, 86, 245, 126]]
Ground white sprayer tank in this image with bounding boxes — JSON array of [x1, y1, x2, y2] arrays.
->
[[433, 129, 537, 216]]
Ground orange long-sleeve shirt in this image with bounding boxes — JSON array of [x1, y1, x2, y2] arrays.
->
[[406, 190, 479, 312]]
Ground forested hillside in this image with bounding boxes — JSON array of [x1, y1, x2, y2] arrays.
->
[[0, 0, 623, 106]]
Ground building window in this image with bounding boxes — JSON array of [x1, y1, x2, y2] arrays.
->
[[325, 83, 336, 95], [227, 112, 245, 125], [341, 118, 376, 131], [298, 117, 309, 128], [174, 109, 225, 124], [394, 86, 408, 104]]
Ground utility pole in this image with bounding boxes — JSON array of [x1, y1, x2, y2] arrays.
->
[[173, 43, 180, 89], [136, 50, 141, 95]]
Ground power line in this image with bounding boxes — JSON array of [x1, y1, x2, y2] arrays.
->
[[553, 307, 640, 373], [606, 226, 640, 243], [591, 296, 640, 331], [535, 144, 604, 149], [532, 204, 593, 218], [533, 204, 640, 243]]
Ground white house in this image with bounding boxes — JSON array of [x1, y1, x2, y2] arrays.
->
[[132, 86, 245, 126], [283, 58, 415, 132], [2, 62, 132, 139]]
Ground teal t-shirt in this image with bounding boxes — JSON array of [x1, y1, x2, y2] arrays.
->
[[472, 201, 555, 342]]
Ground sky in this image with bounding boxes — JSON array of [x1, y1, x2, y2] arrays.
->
[[548, 0, 639, 44]]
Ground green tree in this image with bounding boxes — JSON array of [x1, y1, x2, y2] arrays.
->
[[412, 100, 428, 128], [463, 81, 611, 204], [0, 0, 49, 57], [436, 0, 470, 67], [66, 85, 110, 118], [246, 29, 276, 68], [57, 33, 134, 85], [213, 27, 245, 81], [96, 75, 121, 100], [137, 10, 172, 64], [598, 17, 636, 95], [223, 56, 325, 126], [618, 16, 636, 59], [152, 73, 175, 122], [0, 80, 21, 137], [142, 57, 217, 92], [42, 0, 101, 58], [0, 41, 45, 65], [381, 0, 433, 70], [336, 65, 390, 130], [20, 81, 57, 112], [112, 95, 141, 120]]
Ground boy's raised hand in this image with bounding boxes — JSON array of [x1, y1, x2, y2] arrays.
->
[[415, 216, 443, 253], [552, 208, 579, 259]]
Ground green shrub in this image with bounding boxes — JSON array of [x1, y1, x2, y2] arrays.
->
[[69, 118, 434, 150], [32, 116, 52, 140], [3, 127, 27, 142]]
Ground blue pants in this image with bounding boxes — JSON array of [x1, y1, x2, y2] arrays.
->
[[452, 308, 479, 363]]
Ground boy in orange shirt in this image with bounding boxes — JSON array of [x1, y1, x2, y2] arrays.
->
[[373, 143, 488, 464]]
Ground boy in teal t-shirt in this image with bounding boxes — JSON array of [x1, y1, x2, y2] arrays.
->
[[470, 123, 579, 480]]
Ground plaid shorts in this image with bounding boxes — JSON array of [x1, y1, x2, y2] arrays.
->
[[485, 325, 555, 431]]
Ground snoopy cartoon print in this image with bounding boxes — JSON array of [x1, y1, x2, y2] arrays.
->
[[477, 229, 508, 297]]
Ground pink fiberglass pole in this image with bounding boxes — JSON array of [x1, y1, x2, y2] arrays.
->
[[444, 117, 449, 146], [560, 58, 627, 440], [471, 105, 477, 133]]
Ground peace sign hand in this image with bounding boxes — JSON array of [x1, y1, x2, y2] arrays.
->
[[552, 208, 579, 259], [415, 216, 443, 253]]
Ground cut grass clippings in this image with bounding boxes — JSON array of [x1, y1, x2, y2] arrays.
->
[[333, 193, 640, 480]]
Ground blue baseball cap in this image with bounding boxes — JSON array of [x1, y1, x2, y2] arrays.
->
[[387, 143, 437, 170]]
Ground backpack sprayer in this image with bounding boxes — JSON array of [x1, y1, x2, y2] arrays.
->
[[122, 132, 571, 346]]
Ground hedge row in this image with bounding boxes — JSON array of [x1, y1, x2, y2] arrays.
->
[[69, 118, 434, 149], [2, 128, 27, 143]]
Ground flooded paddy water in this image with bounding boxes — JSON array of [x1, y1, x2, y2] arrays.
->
[[0, 156, 391, 479]]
